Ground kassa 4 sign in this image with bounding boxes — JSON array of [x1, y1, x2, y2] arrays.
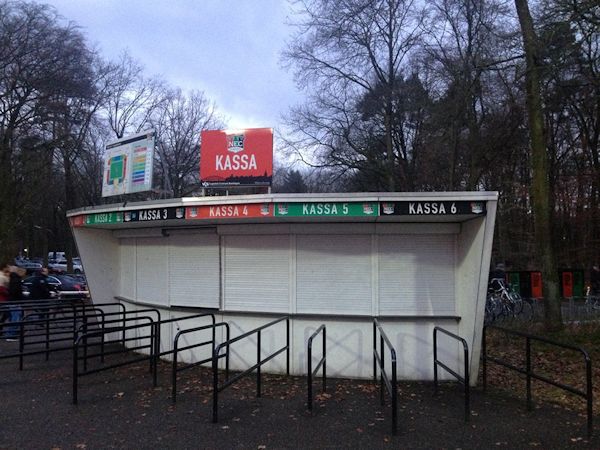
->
[[200, 128, 273, 187]]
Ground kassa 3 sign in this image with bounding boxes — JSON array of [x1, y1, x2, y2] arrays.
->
[[200, 128, 273, 187]]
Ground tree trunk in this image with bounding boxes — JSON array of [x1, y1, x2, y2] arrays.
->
[[515, 0, 562, 330]]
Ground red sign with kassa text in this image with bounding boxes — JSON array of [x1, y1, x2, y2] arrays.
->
[[200, 128, 273, 187]]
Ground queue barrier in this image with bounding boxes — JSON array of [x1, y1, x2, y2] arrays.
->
[[433, 326, 470, 422], [172, 320, 230, 403], [482, 325, 593, 438], [0, 302, 126, 370], [212, 316, 290, 423], [372, 318, 398, 435], [307, 324, 326, 412], [73, 316, 157, 404]]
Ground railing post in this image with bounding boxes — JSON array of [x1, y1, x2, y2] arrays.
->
[[73, 340, 78, 405], [286, 318, 290, 376], [212, 346, 219, 423], [83, 316, 89, 372], [323, 326, 327, 393], [152, 323, 158, 388], [380, 335, 385, 406], [308, 334, 313, 412], [526, 336, 532, 411], [225, 324, 230, 380], [172, 334, 179, 403], [257, 329, 262, 398], [392, 353, 398, 436], [373, 320, 377, 380], [586, 357, 593, 439], [464, 340, 470, 422], [433, 328, 438, 396]]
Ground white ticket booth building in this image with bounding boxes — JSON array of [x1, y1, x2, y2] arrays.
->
[[68, 192, 497, 384]]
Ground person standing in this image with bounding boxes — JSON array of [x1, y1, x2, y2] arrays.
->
[[28, 267, 52, 300], [3, 265, 24, 341]]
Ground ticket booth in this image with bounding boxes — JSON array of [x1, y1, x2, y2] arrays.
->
[[68, 192, 498, 385]]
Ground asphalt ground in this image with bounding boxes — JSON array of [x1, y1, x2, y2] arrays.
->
[[0, 341, 598, 449]]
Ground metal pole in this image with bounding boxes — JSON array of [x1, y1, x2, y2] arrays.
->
[[323, 327, 327, 393], [72, 341, 78, 405], [464, 341, 470, 422], [380, 335, 385, 406], [212, 347, 219, 423], [308, 334, 313, 412], [433, 328, 438, 396], [172, 335, 179, 403], [392, 355, 397, 436], [257, 330, 262, 398], [526, 336, 532, 411], [586, 358, 593, 438]]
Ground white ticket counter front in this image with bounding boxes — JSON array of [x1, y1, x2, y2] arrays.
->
[[68, 192, 497, 384]]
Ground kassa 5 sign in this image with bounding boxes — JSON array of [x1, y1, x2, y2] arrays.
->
[[200, 128, 273, 187]]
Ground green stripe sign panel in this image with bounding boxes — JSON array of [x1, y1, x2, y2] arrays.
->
[[274, 202, 378, 217], [84, 212, 123, 225]]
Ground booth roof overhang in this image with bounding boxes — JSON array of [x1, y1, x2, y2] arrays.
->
[[67, 191, 498, 229]]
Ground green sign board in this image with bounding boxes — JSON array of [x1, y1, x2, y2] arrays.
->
[[85, 212, 123, 225], [274, 202, 378, 217]]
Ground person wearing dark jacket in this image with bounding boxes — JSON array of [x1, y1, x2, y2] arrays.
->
[[28, 267, 52, 300]]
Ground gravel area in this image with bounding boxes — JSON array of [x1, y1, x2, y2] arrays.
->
[[0, 340, 598, 449]]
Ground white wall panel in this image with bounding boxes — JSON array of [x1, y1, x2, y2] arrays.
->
[[168, 233, 219, 308], [223, 235, 290, 312], [119, 238, 136, 299], [296, 235, 372, 315], [378, 234, 455, 315], [136, 237, 168, 305]]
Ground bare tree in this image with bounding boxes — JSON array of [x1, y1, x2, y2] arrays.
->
[[282, 0, 426, 191], [104, 51, 168, 139], [151, 89, 223, 197], [515, 0, 562, 329], [0, 1, 98, 262]]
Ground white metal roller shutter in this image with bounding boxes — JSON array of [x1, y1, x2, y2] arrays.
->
[[136, 237, 168, 306], [168, 233, 219, 308], [119, 238, 136, 299], [378, 234, 455, 315], [296, 234, 372, 315], [223, 235, 290, 312]]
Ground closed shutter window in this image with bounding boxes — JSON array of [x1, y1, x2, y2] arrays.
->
[[378, 234, 455, 315], [296, 235, 372, 315], [136, 237, 168, 306], [168, 233, 219, 308], [119, 238, 136, 299], [223, 235, 290, 312]]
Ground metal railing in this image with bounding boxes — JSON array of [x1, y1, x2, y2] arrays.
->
[[482, 324, 593, 438], [433, 326, 470, 422], [0, 303, 119, 370], [72, 316, 157, 404], [372, 318, 398, 435], [307, 324, 326, 412], [212, 316, 290, 423], [172, 320, 230, 403]]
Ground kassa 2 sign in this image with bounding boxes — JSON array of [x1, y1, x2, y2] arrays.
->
[[200, 128, 273, 187]]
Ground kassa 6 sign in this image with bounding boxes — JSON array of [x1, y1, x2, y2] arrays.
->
[[200, 128, 273, 187]]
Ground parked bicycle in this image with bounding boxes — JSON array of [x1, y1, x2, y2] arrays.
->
[[485, 278, 532, 324]]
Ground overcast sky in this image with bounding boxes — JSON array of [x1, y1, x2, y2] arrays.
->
[[43, 0, 303, 131]]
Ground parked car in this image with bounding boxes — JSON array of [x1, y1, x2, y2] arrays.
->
[[22, 274, 89, 299], [48, 259, 84, 274], [14, 258, 43, 275]]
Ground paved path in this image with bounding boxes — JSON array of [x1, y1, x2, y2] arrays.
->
[[0, 342, 597, 449]]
